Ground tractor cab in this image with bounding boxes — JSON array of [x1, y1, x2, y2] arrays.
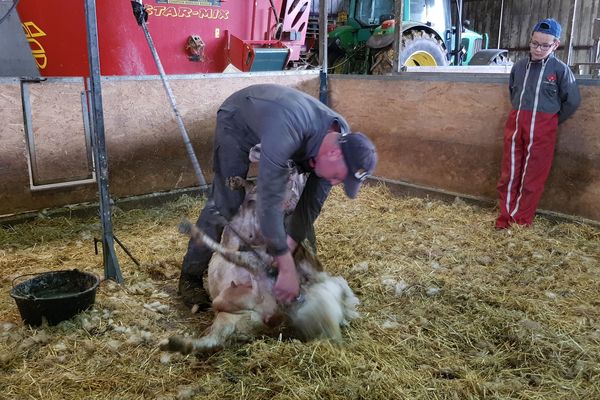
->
[[353, 0, 395, 27]]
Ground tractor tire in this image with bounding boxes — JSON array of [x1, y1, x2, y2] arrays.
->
[[370, 30, 448, 75], [468, 49, 513, 66], [328, 45, 369, 75], [488, 52, 512, 66], [328, 52, 349, 74]]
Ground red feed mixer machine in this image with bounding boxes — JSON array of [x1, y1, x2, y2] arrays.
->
[[16, 0, 312, 76]]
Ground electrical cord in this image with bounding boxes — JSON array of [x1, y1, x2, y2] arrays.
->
[[0, 0, 20, 26]]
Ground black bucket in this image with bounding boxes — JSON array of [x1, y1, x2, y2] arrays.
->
[[10, 269, 100, 326]]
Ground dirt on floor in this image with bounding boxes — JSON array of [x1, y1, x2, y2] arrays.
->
[[0, 184, 599, 400]]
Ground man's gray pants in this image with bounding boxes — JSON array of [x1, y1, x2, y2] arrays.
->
[[181, 109, 249, 279]]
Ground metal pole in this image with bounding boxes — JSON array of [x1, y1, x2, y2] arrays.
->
[[131, 1, 208, 191], [497, 0, 504, 49], [318, 0, 328, 105], [393, 0, 404, 73], [454, 0, 463, 66], [593, 18, 600, 63], [251, 0, 257, 40], [566, 0, 578, 66], [84, 0, 123, 283]]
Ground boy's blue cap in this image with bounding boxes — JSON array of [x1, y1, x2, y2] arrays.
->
[[533, 18, 561, 39]]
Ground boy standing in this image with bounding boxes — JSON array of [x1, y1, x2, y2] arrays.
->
[[495, 18, 581, 229]]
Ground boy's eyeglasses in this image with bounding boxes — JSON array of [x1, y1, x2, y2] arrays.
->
[[529, 41, 554, 50]]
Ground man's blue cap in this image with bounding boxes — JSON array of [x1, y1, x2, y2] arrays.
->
[[339, 132, 377, 199], [533, 18, 561, 39]]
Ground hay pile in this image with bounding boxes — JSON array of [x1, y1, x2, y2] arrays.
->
[[0, 184, 598, 400]]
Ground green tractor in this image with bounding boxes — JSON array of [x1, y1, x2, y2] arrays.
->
[[327, 0, 510, 74]]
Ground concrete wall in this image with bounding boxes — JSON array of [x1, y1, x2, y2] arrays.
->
[[1, 72, 599, 221]]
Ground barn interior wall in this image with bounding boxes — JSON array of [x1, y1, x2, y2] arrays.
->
[[329, 74, 599, 222], [1, 73, 598, 222], [0, 74, 320, 217], [314, 0, 599, 65], [310, 0, 346, 15], [462, 0, 600, 64]]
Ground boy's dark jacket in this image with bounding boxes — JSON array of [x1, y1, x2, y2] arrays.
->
[[509, 53, 580, 123]]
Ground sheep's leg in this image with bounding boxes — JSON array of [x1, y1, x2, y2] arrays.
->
[[179, 220, 265, 274], [161, 311, 264, 355]]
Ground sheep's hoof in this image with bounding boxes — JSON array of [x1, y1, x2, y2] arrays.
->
[[160, 335, 194, 355]]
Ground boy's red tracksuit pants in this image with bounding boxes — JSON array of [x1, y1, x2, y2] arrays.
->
[[495, 109, 558, 229]]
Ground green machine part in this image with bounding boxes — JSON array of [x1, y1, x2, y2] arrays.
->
[[327, 0, 493, 73]]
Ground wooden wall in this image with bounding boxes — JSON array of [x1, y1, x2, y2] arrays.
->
[[310, 0, 345, 15], [1, 73, 599, 222], [0, 73, 320, 217], [462, 0, 600, 64], [329, 74, 600, 222]]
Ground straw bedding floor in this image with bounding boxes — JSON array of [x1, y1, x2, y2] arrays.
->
[[0, 184, 598, 400]]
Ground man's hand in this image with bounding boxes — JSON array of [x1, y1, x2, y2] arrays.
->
[[273, 251, 299, 304]]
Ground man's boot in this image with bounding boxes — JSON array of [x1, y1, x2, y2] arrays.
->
[[178, 272, 211, 311]]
